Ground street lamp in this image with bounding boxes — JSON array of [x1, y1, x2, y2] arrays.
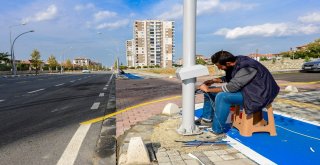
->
[[11, 30, 34, 75], [60, 46, 73, 74], [9, 23, 27, 74]]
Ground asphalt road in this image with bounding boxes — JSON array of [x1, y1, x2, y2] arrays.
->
[[0, 72, 115, 165], [272, 71, 320, 82]]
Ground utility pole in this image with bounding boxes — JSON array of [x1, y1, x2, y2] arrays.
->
[[177, 0, 200, 135], [11, 30, 34, 75]]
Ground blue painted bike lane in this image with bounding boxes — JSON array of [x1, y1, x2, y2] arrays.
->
[[196, 108, 320, 164]]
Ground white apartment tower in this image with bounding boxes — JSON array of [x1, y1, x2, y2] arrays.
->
[[126, 39, 135, 67], [126, 20, 175, 68]]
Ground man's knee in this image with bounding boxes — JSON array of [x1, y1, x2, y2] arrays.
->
[[215, 92, 228, 102]]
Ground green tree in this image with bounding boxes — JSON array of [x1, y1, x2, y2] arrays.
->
[[0, 52, 11, 64], [306, 39, 320, 58], [30, 49, 42, 75], [64, 59, 73, 70], [47, 55, 58, 72], [196, 58, 206, 65], [305, 56, 311, 62]]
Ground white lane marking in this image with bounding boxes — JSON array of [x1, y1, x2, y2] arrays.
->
[[105, 85, 109, 87], [70, 80, 75, 83], [91, 102, 100, 110], [0, 100, 4, 102], [56, 124, 91, 165], [78, 78, 82, 80], [99, 93, 104, 97], [55, 83, 65, 87], [103, 87, 107, 90], [28, 88, 45, 94]]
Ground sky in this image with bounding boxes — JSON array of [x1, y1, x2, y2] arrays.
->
[[0, 0, 320, 67]]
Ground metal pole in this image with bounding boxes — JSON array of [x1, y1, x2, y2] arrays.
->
[[9, 23, 27, 75], [11, 30, 34, 75], [177, 0, 200, 135], [116, 57, 119, 78]]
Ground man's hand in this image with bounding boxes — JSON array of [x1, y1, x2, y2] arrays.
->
[[203, 78, 222, 86], [203, 80, 214, 86], [199, 84, 209, 92]]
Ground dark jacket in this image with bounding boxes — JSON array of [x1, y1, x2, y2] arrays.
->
[[226, 56, 279, 114]]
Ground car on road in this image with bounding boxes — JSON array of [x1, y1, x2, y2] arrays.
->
[[82, 69, 91, 73], [301, 59, 320, 72]]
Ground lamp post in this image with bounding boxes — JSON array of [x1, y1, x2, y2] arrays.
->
[[177, 0, 199, 135], [60, 46, 73, 74], [11, 30, 34, 75], [9, 23, 27, 74]]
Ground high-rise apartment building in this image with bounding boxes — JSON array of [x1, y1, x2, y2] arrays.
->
[[126, 20, 175, 68], [126, 39, 135, 67]]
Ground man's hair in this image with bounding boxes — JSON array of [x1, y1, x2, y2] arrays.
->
[[211, 50, 236, 65]]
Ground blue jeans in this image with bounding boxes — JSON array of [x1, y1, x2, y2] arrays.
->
[[203, 92, 243, 134]]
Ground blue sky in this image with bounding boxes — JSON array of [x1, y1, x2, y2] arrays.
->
[[0, 0, 320, 67]]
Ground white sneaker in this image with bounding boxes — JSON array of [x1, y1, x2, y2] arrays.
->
[[202, 118, 212, 123]]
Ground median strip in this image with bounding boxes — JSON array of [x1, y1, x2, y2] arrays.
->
[[28, 88, 45, 94], [91, 102, 100, 110]]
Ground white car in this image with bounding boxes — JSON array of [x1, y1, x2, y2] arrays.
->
[[82, 69, 91, 73]]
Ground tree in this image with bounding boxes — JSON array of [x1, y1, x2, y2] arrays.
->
[[0, 52, 11, 65], [47, 55, 58, 72], [196, 58, 206, 65], [0, 52, 11, 71], [306, 39, 320, 58], [30, 49, 42, 75], [64, 59, 73, 70]]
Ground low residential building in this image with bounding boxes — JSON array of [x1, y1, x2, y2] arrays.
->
[[73, 57, 91, 66], [248, 53, 280, 61]]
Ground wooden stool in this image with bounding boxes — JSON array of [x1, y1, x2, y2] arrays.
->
[[232, 104, 277, 137]]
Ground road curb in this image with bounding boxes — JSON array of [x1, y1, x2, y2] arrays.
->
[[94, 76, 117, 165]]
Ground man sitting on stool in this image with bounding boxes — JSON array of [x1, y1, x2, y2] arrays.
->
[[198, 50, 279, 135]]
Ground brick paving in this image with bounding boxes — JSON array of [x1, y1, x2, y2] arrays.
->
[[116, 73, 320, 165]]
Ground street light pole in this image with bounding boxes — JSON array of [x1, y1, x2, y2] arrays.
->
[[177, 0, 199, 135], [11, 30, 34, 75], [9, 23, 27, 74], [60, 46, 73, 74]]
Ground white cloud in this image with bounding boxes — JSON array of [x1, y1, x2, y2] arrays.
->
[[22, 4, 58, 23], [158, 4, 182, 20], [197, 0, 219, 15], [214, 23, 319, 39], [74, 3, 95, 11], [218, 2, 257, 11], [298, 12, 320, 23], [96, 19, 129, 30], [157, 0, 256, 20], [94, 11, 117, 21]]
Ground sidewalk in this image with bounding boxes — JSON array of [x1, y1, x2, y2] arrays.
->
[[115, 74, 320, 165]]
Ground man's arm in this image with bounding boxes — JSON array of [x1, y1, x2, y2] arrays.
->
[[221, 67, 257, 92], [199, 84, 223, 93]]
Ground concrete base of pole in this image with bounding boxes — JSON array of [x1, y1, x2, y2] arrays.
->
[[177, 124, 202, 136]]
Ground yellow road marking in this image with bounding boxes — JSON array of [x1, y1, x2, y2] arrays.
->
[[278, 81, 320, 86], [275, 98, 320, 111], [81, 95, 182, 125]]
